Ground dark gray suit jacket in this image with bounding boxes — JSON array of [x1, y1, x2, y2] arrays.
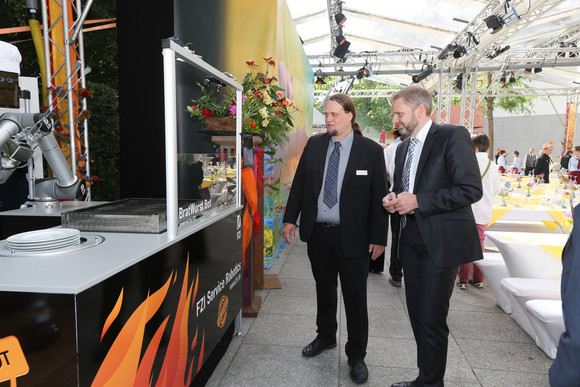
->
[[393, 122, 483, 267], [283, 132, 388, 259]]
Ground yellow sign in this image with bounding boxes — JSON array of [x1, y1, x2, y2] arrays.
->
[[217, 295, 229, 328], [0, 336, 29, 385]]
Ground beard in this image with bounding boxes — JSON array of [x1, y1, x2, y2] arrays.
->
[[397, 112, 419, 137], [327, 128, 339, 137]]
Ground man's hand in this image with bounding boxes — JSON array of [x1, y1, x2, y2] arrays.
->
[[382, 192, 397, 213], [394, 192, 418, 215], [283, 223, 295, 244], [369, 244, 385, 260]]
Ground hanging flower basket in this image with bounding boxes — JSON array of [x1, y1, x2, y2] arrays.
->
[[200, 116, 236, 136]]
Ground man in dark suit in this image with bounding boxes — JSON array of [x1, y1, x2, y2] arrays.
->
[[283, 93, 388, 384], [549, 204, 580, 386], [382, 86, 483, 387]]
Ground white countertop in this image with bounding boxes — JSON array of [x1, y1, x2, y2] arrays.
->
[[0, 204, 241, 294]]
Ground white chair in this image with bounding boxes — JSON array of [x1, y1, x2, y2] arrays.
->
[[474, 252, 511, 313], [499, 278, 561, 339], [525, 299, 565, 359], [485, 231, 565, 280]]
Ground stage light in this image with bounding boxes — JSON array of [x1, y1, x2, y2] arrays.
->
[[411, 65, 433, 83], [558, 42, 566, 58], [524, 68, 532, 74], [437, 44, 456, 60], [336, 34, 346, 45], [453, 45, 467, 58], [314, 69, 326, 85], [534, 68, 542, 74], [333, 39, 350, 60], [484, 15, 503, 33], [335, 12, 347, 25], [499, 74, 506, 85], [509, 74, 516, 83], [356, 65, 370, 80]]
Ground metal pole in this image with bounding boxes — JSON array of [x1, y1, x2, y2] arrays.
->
[[162, 48, 178, 240], [76, 0, 90, 199], [61, 1, 77, 174]]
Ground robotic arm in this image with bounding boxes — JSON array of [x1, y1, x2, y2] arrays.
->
[[0, 112, 87, 202]]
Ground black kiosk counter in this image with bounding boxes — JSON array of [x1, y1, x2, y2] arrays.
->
[[0, 203, 243, 386]]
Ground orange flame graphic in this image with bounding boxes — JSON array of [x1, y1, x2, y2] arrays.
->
[[92, 254, 205, 387]]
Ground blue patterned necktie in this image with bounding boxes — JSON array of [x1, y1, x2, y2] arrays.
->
[[323, 142, 341, 208], [401, 137, 418, 228]]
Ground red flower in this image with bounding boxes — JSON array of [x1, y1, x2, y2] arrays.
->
[[250, 122, 256, 128], [202, 108, 212, 117], [276, 91, 284, 98], [263, 77, 270, 84], [246, 61, 258, 67], [191, 105, 198, 110], [263, 57, 275, 66]]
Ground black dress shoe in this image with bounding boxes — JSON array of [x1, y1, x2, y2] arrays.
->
[[301, 338, 336, 357], [391, 381, 417, 387], [349, 359, 368, 384]]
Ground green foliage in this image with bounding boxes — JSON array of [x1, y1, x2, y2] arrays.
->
[[85, 81, 120, 201], [188, 58, 298, 149], [315, 77, 396, 135]]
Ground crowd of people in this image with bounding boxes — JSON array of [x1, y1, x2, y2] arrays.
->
[[282, 86, 578, 386], [494, 143, 580, 184]]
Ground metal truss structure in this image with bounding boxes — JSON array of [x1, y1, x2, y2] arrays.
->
[[312, 0, 580, 132], [40, 0, 92, 197]]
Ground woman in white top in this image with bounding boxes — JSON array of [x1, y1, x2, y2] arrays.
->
[[458, 133, 502, 289], [497, 150, 507, 173], [511, 150, 522, 173]]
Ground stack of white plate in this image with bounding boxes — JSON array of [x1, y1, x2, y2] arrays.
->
[[6, 228, 81, 252]]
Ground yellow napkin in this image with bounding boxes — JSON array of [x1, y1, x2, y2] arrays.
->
[[489, 207, 510, 227], [547, 209, 572, 232]]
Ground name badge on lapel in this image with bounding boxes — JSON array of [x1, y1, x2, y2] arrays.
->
[[356, 170, 368, 176]]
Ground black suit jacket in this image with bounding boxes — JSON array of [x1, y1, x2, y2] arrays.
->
[[393, 122, 483, 267], [535, 153, 552, 183], [283, 132, 388, 258]]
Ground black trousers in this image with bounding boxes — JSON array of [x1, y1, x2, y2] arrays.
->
[[307, 223, 369, 361], [400, 215, 458, 387], [389, 212, 403, 281]]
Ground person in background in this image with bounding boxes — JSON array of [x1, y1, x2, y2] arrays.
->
[[494, 146, 506, 163], [458, 133, 501, 290], [523, 147, 537, 176], [382, 86, 482, 387], [511, 150, 522, 173], [568, 146, 580, 183], [497, 150, 507, 173], [535, 142, 553, 183], [561, 150, 573, 171], [549, 203, 580, 386], [379, 126, 409, 285], [282, 93, 387, 384]]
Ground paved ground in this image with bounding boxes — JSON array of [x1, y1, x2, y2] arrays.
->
[[207, 234, 554, 386]]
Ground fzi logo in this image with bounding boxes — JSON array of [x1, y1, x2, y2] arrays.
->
[[217, 295, 229, 328], [0, 336, 29, 385]]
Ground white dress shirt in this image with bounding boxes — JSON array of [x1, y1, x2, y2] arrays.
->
[[472, 152, 501, 225], [569, 155, 580, 172], [497, 155, 507, 169], [384, 137, 402, 191], [511, 156, 522, 172], [406, 120, 432, 194]]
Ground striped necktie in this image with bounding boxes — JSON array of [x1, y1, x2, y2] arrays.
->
[[323, 142, 341, 208], [401, 137, 418, 228]]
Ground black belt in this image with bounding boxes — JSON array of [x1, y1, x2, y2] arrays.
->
[[317, 222, 339, 227]]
